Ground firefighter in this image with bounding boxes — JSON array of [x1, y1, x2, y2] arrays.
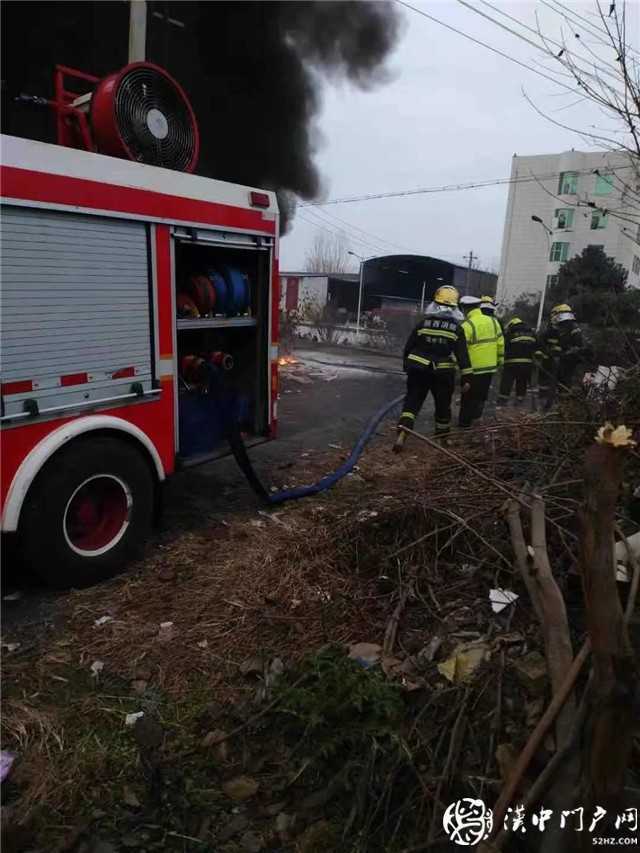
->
[[497, 317, 538, 407], [480, 295, 498, 317], [393, 285, 472, 452], [458, 294, 504, 428], [539, 303, 585, 410]]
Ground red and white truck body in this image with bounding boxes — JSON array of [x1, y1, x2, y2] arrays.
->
[[0, 134, 280, 586]]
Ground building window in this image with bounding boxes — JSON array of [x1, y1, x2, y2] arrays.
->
[[633, 255, 640, 275], [594, 172, 614, 195], [549, 242, 569, 262], [558, 172, 578, 195], [590, 209, 608, 229], [546, 274, 559, 290], [554, 208, 574, 229]]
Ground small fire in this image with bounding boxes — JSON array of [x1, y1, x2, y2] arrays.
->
[[278, 356, 299, 366]]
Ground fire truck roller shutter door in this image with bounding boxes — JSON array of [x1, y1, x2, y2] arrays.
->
[[0, 207, 154, 417]]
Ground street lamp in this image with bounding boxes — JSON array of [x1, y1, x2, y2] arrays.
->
[[347, 251, 376, 334], [421, 276, 443, 313], [530, 215, 553, 332]]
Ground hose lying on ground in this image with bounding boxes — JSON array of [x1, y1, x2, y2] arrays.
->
[[227, 393, 404, 505]]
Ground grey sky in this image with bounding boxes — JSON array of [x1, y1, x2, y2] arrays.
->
[[280, 0, 639, 273]]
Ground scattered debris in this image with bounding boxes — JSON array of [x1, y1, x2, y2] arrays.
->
[[489, 588, 519, 613], [1, 641, 21, 653], [348, 642, 382, 668], [90, 660, 104, 678], [157, 621, 175, 642], [222, 776, 260, 801], [418, 636, 442, 662], [125, 711, 145, 727], [437, 641, 489, 683], [94, 615, 113, 627]]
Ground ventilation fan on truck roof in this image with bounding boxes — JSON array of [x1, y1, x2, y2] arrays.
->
[[51, 62, 199, 172]]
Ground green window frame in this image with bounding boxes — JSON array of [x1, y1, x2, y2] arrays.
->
[[558, 172, 578, 195], [594, 173, 614, 195], [590, 210, 608, 230], [554, 208, 574, 229], [549, 242, 569, 262]]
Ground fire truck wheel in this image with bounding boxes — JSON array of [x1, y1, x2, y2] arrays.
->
[[20, 437, 155, 589]]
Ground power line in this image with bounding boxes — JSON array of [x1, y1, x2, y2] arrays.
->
[[396, 0, 580, 96], [300, 208, 386, 255], [466, 0, 624, 90], [306, 210, 387, 252], [302, 167, 632, 207], [295, 211, 466, 266], [542, 0, 640, 63], [308, 205, 419, 255]]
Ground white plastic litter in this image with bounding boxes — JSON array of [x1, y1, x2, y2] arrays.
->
[[90, 660, 104, 678], [157, 621, 175, 642], [125, 712, 145, 727], [94, 615, 113, 627], [490, 588, 519, 613]]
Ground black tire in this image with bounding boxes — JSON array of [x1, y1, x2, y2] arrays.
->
[[19, 437, 155, 589]]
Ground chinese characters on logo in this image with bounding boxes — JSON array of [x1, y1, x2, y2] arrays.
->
[[443, 800, 637, 846]]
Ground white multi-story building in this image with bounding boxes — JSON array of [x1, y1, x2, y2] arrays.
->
[[497, 149, 640, 309]]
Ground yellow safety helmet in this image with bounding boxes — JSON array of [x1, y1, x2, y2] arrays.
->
[[551, 303, 572, 316], [433, 284, 459, 307], [481, 295, 495, 304], [506, 316, 523, 329]]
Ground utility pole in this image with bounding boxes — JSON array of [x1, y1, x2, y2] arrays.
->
[[463, 250, 477, 293], [128, 0, 147, 62]]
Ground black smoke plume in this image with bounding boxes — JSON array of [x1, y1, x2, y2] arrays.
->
[[189, 2, 402, 231], [1, 2, 402, 231]]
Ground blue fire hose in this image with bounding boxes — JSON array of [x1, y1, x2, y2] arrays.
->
[[227, 393, 404, 505]]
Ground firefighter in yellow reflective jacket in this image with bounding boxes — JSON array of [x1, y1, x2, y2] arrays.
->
[[497, 317, 538, 407], [394, 285, 472, 452], [458, 294, 504, 428]]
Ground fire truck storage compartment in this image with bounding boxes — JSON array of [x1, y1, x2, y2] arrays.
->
[[173, 229, 271, 460], [1, 206, 154, 419]]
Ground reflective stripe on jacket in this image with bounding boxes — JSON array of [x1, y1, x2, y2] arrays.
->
[[541, 321, 584, 360], [403, 313, 472, 376], [461, 308, 504, 374], [504, 321, 538, 365]]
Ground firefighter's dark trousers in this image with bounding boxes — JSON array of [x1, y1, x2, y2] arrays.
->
[[539, 357, 578, 409], [398, 368, 455, 435], [497, 363, 532, 406], [458, 372, 493, 428]]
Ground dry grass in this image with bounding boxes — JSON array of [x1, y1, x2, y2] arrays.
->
[[0, 411, 600, 848]]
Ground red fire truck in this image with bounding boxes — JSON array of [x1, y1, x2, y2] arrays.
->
[[1, 63, 280, 588]]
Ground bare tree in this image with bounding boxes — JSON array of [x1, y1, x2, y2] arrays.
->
[[304, 231, 354, 273], [529, 1, 640, 187]]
